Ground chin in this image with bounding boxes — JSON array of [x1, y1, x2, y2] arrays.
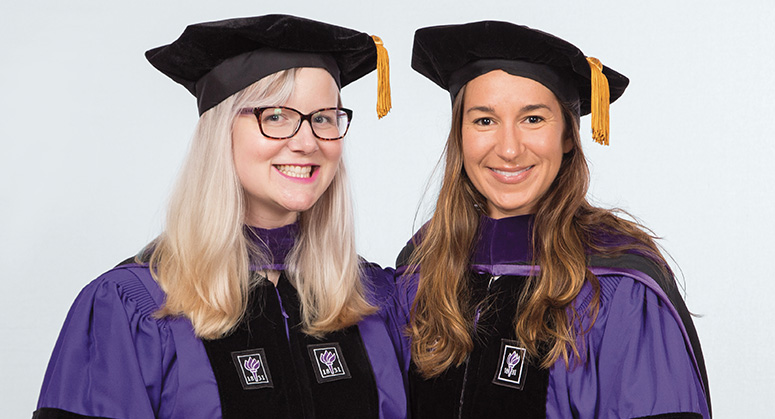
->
[[281, 199, 319, 213]]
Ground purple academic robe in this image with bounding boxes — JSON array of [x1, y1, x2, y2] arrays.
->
[[393, 215, 710, 418], [34, 224, 407, 419]]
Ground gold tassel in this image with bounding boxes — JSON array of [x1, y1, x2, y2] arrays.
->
[[371, 35, 391, 119], [586, 57, 610, 145]]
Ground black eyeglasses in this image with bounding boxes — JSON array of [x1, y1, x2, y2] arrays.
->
[[239, 106, 354, 140]]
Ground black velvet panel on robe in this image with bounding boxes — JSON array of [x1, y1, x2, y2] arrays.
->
[[409, 272, 548, 419], [202, 272, 379, 419]]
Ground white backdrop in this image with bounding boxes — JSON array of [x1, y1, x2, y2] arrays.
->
[[2, 1, 773, 416]]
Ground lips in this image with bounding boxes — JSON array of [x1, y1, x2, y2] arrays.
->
[[274, 164, 317, 178]]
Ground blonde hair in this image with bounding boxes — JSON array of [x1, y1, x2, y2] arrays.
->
[[409, 85, 667, 377], [149, 68, 374, 339]]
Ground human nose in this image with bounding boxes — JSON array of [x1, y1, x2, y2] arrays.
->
[[494, 124, 524, 161], [286, 119, 319, 154]]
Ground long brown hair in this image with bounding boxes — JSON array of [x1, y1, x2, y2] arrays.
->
[[408, 84, 667, 377]]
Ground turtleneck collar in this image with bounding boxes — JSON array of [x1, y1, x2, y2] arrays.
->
[[245, 222, 299, 270], [472, 214, 534, 265]]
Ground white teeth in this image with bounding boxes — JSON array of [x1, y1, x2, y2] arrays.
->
[[492, 166, 531, 177], [275, 165, 313, 178]]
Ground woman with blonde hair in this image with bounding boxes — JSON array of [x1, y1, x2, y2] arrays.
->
[[34, 15, 404, 419], [395, 21, 710, 418]]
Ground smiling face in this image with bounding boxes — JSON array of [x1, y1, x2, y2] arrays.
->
[[232, 67, 343, 228], [461, 70, 572, 219]]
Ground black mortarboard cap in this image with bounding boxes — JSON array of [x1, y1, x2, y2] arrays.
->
[[146, 14, 391, 117], [412, 21, 629, 144]]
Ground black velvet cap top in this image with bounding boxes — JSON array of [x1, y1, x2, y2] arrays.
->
[[146, 15, 380, 115], [412, 20, 629, 117]]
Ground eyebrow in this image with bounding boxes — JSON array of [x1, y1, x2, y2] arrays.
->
[[466, 103, 552, 114], [521, 104, 552, 113], [466, 105, 495, 114]]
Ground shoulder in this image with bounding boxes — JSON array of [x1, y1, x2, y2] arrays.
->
[[593, 273, 669, 318], [584, 253, 692, 347], [572, 260, 711, 415], [573, 271, 662, 331], [395, 222, 429, 270], [577, 254, 680, 332], [395, 239, 416, 270], [51, 259, 173, 365], [76, 260, 166, 322], [589, 252, 676, 295], [391, 232, 428, 309], [572, 257, 691, 368], [35, 260, 181, 417], [359, 258, 397, 305], [565, 272, 710, 417]]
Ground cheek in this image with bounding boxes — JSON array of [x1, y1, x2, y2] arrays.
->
[[232, 123, 257, 167], [319, 141, 343, 164], [461, 131, 486, 173], [549, 137, 568, 168], [231, 138, 250, 177], [534, 127, 567, 167], [232, 136, 283, 177]]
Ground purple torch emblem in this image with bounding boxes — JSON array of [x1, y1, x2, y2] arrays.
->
[[320, 350, 337, 373], [244, 357, 261, 382], [504, 351, 521, 376]]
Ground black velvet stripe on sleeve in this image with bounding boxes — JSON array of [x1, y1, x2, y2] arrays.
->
[[589, 253, 712, 416], [633, 413, 703, 419], [32, 408, 110, 419]]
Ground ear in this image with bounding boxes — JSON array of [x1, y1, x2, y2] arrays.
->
[[562, 135, 574, 154]]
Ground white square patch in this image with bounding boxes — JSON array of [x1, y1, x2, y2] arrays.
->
[[492, 339, 528, 390], [231, 348, 273, 390], [307, 342, 352, 383]]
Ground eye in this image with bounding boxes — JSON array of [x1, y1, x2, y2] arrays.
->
[[525, 115, 544, 124], [261, 108, 292, 125], [474, 117, 493, 126], [312, 110, 337, 126], [312, 114, 332, 124]]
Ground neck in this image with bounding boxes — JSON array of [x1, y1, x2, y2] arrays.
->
[[246, 210, 299, 229], [264, 270, 281, 286]]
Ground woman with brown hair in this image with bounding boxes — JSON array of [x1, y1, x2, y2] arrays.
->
[[395, 21, 710, 418]]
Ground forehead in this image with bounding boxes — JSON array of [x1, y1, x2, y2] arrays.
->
[[285, 67, 340, 106], [294, 67, 340, 87], [464, 70, 560, 109]]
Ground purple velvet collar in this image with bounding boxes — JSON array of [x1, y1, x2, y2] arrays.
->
[[245, 222, 299, 270], [472, 215, 535, 265]]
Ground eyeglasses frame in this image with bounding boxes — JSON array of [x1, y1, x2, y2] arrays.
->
[[239, 106, 354, 140]]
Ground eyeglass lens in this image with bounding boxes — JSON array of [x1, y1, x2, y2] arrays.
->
[[259, 107, 350, 140]]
